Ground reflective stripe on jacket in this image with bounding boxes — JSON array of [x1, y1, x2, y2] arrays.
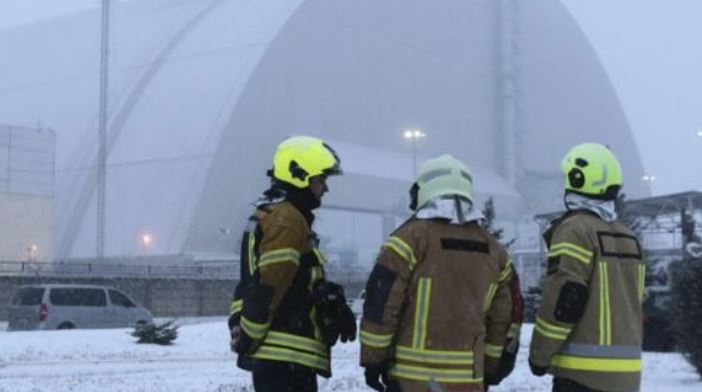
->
[[230, 202, 330, 376], [360, 218, 514, 392], [529, 211, 644, 392]]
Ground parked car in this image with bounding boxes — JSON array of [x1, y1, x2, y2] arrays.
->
[[643, 285, 675, 352], [7, 284, 153, 331]]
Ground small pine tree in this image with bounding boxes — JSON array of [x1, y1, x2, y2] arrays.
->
[[131, 320, 178, 345], [480, 197, 515, 248], [670, 259, 702, 377]]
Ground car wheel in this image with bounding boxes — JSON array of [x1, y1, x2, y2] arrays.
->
[[57, 322, 75, 330]]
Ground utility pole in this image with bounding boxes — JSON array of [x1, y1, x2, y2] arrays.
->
[[499, 0, 518, 186], [97, 0, 110, 260]]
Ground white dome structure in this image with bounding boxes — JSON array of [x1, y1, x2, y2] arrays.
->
[[0, 0, 649, 259]]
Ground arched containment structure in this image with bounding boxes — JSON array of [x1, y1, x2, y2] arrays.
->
[[0, 0, 648, 260]]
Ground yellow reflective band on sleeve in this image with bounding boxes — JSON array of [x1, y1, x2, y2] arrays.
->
[[507, 323, 521, 339], [551, 354, 641, 373], [395, 345, 474, 365], [384, 236, 417, 269], [535, 316, 571, 341], [550, 242, 593, 258], [257, 248, 301, 269], [499, 259, 513, 282], [599, 262, 612, 346], [229, 299, 243, 315], [483, 283, 498, 312], [390, 363, 481, 384], [248, 231, 256, 273], [313, 248, 326, 265], [360, 330, 394, 348], [485, 343, 504, 359], [240, 316, 270, 340], [638, 264, 646, 302], [412, 278, 432, 349], [251, 345, 329, 372], [548, 249, 591, 265], [264, 331, 327, 356]]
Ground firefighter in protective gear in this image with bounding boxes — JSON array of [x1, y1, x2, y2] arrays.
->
[[360, 154, 517, 392], [229, 135, 357, 392], [529, 143, 645, 392]]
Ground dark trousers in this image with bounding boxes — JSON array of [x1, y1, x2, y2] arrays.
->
[[553, 377, 603, 392], [252, 360, 317, 392], [386, 379, 402, 392]]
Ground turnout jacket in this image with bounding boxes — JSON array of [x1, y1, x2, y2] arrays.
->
[[360, 218, 514, 391], [530, 211, 645, 392], [229, 201, 331, 376]]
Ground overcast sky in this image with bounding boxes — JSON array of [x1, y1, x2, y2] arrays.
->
[[1, 0, 701, 196]]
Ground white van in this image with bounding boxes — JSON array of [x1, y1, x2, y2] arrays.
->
[[7, 284, 153, 331]]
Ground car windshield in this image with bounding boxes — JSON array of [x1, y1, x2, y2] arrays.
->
[[12, 287, 44, 306], [109, 290, 135, 308]]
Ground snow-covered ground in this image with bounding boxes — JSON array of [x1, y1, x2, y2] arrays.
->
[[0, 319, 699, 391]]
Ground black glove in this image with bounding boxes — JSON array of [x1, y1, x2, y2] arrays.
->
[[529, 359, 548, 377], [235, 330, 254, 356], [484, 371, 501, 387], [337, 301, 357, 343], [364, 363, 389, 391], [315, 280, 357, 345]]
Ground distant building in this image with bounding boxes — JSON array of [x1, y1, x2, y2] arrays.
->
[[0, 124, 55, 262], [0, 0, 648, 262]]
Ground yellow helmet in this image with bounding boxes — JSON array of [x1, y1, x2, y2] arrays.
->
[[271, 135, 342, 188], [411, 154, 474, 210], [561, 143, 622, 200]]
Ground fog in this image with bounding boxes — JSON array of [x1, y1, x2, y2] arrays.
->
[[0, 0, 699, 264]]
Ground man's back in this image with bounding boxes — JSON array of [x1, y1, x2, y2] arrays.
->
[[361, 218, 514, 392], [531, 211, 644, 392]]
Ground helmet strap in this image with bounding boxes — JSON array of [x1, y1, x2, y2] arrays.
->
[[408, 183, 419, 211]]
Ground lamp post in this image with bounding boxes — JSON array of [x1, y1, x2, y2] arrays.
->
[[27, 244, 38, 262], [403, 129, 426, 178], [140, 233, 152, 254], [97, 0, 111, 261]]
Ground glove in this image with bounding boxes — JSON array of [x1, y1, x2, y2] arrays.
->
[[235, 329, 254, 356], [484, 371, 501, 386], [364, 363, 389, 391], [229, 325, 241, 353], [315, 280, 357, 345], [337, 301, 357, 343], [529, 359, 548, 377]]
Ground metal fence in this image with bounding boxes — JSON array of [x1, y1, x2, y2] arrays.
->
[[0, 261, 237, 280]]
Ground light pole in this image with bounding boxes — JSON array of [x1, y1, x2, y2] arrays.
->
[[27, 244, 38, 262], [403, 129, 426, 178], [97, 0, 111, 261], [140, 233, 152, 255]]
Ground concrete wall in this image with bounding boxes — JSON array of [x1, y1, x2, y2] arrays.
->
[[0, 276, 233, 321], [0, 275, 365, 321], [0, 193, 54, 262]]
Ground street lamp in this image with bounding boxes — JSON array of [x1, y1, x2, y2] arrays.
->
[[27, 244, 38, 262], [403, 129, 426, 177], [140, 233, 153, 254]]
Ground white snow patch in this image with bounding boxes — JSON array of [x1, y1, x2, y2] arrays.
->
[[0, 321, 698, 391]]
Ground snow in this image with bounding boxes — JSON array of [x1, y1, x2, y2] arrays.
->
[[0, 320, 699, 391]]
